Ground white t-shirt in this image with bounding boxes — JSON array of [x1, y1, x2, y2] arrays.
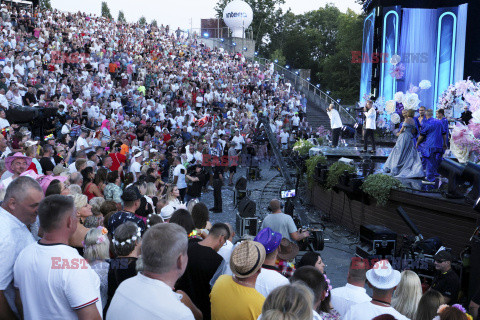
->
[[0, 207, 35, 316], [130, 161, 142, 181], [255, 266, 289, 297], [14, 242, 102, 320], [173, 164, 187, 189], [343, 301, 409, 320], [76, 136, 90, 151], [330, 283, 371, 317], [327, 109, 343, 129], [107, 273, 194, 320], [279, 132, 289, 144], [232, 135, 245, 150], [0, 118, 10, 130]]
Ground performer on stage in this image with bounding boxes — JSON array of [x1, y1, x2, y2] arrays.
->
[[416, 109, 447, 184], [362, 100, 376, 153], [436, 109, 449, 149], [327, 104, 343, 148], [383, 109, 424, 178], [460, 105, 473, 125], [414, 106, 427, 132]]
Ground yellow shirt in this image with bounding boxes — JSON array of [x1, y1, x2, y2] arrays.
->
[[210, 275, 265, 320]]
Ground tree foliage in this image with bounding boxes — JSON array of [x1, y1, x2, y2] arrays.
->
[[138, 16, 147, 26], [151, 20, 158, 27], [39, 0, 52, 10], [117, 10, 126, 23], [101, 2, 112, 20]]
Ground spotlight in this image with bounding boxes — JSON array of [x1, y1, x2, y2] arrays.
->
[[295, 71, 299, 75], [203, 32, 209, 38], [337, 99, 341, 103], [326, 91, 331, 95], [232, 42, 236, 46], [274, 59, 278, 63], [254, 51, 258, 56], [316, 84, 320, 88], [286, 65, 290, 69], [220, 38, 224, 42], [307, 77, 311, 81], [243, 47, 247, 51]]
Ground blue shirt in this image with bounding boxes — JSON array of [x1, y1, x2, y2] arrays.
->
[[419, 118, 445, 157]]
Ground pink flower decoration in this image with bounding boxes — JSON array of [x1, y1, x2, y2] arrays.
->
[[408, 83, 419, 93], [390, 63, 405, 80]]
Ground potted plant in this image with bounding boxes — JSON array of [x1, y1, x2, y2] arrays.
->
[[325, 161, 356, 190], [305, 155, 327, 188], [293, 139, 315, 158], [361, 174, 403, 206]]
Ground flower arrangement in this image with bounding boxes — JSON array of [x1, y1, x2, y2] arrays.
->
[[293, 139, 315, 157], [438, 79, 480, 162], [316, 126, 331, 146], [437, 78, 480, 117], [361, 174, 403, 206], [390, 63, 405, 80], [325, 161, 356, 189], [305, 155, 327, 188]]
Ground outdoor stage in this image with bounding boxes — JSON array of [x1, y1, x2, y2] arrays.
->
[[307, 146, 479, 256]]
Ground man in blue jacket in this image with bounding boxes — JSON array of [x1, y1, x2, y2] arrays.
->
[[416, 109, 447, 184]]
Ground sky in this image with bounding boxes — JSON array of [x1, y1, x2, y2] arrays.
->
[[51, 0, 362, 31]]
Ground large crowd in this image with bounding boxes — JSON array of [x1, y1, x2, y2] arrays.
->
[[0, 3, 477, 320]]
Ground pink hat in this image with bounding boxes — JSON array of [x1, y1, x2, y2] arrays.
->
[[38, 175, 68, 194], [5, 152, 32, 173]]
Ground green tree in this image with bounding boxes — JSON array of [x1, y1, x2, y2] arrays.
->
[[215, 0, 285, 52], [117, 10, 126, 23], [39, 0, 52, 10], [101, 1, 112, 20], [270, 49, 286, 66], [151, 20, 158, 28], [138, 16, 147, 25]]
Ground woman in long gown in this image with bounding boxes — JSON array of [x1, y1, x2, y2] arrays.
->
[[384, 109, 424, 178]]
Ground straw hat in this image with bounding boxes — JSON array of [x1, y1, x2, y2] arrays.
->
[[230, 240, 266, 279]]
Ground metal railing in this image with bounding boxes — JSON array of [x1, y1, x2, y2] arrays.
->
[[254, 57, 356, 125], [187, 27, 254, 41]]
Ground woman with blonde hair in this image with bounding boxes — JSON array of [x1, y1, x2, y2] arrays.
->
[[165, 184, 181, 205], [68, 193, 93, 253], [391, 270, 422, 319], [84, 227, 110, 309], [260, 283, 314, 320]]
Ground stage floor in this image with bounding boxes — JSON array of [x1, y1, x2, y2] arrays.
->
[[310, 146, 457, 194]]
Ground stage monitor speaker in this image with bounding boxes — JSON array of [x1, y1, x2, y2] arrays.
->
[[238, 196, 256, 218]]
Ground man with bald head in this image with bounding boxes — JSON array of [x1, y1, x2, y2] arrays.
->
[[260, 199, 309, 242]]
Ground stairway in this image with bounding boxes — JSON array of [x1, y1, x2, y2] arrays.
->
[[306, 104, 331, 130]]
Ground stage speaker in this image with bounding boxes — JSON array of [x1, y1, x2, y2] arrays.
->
[[238, 196, 256, 218]]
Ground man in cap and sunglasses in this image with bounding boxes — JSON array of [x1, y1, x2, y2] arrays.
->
[[431, 250, 460, 304]]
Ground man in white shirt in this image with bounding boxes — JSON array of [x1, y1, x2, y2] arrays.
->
[[232, 131, 245, 152], [107, 223, 194, 320], [14, 195, 102, 320], [173, 157, 187, 201], [76, 130, 90, 152], [254, 227, 289, 297], [279, 130, 289, 149], [331, 258, 371, 317], [362, 100, 377, 153], [0, 177, 44, 319], [129, 151, 143, 181], [327, 104, 343, 148], [0, 109, 10, 130], [343, 260, 408, 320]]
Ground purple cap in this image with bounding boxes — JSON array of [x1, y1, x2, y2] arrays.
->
[[254, 227, 282, 254]]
